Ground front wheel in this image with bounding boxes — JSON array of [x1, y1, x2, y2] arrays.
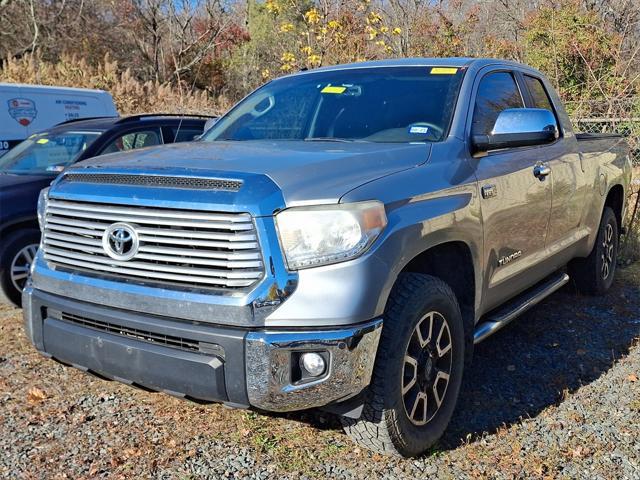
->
[[569, 206, 618, 295], [342, 273, 465, 457], [0, 229, 41, 307]]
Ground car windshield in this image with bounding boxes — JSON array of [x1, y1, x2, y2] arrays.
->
[[0, 131, 101, 175], [202, 66, 465, 143]]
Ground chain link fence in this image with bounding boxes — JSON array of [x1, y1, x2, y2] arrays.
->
[[567, 97, 640, 167]]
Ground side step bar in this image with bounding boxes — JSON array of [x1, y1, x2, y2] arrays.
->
[[473, 272, 570, 344]]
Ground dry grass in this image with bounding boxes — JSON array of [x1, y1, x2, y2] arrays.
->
[[0, 54, 231, 116]]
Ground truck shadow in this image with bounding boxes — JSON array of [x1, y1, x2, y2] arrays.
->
[[276, 269, 640, 450], [440, 272, 640, 449]]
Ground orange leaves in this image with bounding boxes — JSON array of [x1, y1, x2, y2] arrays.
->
[[26, 387, 47, 404]]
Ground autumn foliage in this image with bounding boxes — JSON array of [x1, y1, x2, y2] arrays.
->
[[0, 0, 637, 111]]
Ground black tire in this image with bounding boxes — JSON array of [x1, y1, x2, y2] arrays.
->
[[342, 273, 465, 457], [569, 207, 618, 296], [0, 229, 41, 307]]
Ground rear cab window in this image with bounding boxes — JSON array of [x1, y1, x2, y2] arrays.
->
[[523, 75, 560, 133], [523, 75, 553, 110]]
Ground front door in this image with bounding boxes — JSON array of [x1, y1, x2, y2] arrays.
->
[[471, 70, 553, 312]]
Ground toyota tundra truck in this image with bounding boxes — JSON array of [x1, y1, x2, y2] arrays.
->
[[23, 58, 632, 457]]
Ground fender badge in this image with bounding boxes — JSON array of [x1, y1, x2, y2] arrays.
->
[[498, 250, 522, 267]]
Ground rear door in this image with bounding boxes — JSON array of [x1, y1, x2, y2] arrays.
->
[[471, 69, 553, 312], [520, 74, 586, 252]]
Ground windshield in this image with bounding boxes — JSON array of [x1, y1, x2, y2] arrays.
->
[[0, 131, 101, 175], [203, 66, 465, 143]]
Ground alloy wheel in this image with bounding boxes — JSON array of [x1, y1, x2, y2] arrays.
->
[[402, 311, 453, 426], [601, 222, 615, 280], [10, 244, 38, 292]]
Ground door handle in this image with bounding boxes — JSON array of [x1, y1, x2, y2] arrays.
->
[[533, 164, 551, 180]]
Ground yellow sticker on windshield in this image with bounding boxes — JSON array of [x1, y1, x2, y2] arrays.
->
[[321, 85, 347, 94], [430, 67, 458, 75], [36, 138, 49, 144]]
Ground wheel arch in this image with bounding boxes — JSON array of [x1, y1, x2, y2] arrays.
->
[[604, 183, 624, 231], [386, 240, 478, 364], [0, 216, 40, 240]]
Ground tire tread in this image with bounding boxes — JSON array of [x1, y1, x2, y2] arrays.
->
[[342, 273, 461, 457]]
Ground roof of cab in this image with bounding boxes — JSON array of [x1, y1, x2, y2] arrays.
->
[[281, 57, 530, 78]]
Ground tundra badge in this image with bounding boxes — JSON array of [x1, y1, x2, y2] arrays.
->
[[498, 250, 522, 266]]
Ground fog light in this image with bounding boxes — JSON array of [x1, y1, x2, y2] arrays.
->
[[300, 352, 326, 377]]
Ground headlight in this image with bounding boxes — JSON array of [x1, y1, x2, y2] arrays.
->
[[275, 201, 387, 270], [37, 187, 49, 231]]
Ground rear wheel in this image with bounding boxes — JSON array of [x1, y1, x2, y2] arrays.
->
[[342, 273, 465, 457], [0, 229, 40, 307], [569, 207, 618, 295]]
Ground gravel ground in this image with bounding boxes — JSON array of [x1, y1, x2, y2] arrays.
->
[[1, 264, 639, 479]]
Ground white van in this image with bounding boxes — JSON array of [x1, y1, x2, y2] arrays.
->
[[0, 83, 118, 155]]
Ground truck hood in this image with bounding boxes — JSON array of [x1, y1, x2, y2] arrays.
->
[[71, 140, 431, 205]]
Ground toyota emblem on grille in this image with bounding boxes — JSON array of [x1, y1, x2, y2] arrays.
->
[[102, 223, 139, 261]]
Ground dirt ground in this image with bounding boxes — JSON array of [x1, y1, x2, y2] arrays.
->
[[1, 264, 639, 479]]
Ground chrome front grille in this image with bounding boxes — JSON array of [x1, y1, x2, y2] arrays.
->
[[42, 198, 264, 289]]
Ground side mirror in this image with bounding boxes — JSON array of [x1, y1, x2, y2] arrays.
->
[[472, 108, 558, 156]]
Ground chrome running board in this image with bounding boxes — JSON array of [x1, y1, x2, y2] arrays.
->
[[473, 272, 570, 344]]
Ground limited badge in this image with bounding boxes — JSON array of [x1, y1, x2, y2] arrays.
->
[[8, 98, 37, 126]]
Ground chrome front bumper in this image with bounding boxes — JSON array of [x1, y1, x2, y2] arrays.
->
[[245, 319, 382, 411], [23, 286, 382, 412]]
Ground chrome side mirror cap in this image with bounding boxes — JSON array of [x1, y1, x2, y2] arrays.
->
[[492, 108, 558, 135], [472, 108, 559, 156]]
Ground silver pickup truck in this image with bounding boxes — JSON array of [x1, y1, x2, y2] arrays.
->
[[23, 58, 632, 457]]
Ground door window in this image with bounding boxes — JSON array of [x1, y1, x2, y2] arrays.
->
[[166, 127, 204, 143], [524, 75, 560, 133], [472, 72, 524, 136], [523, 75, 554, 111], [101, 129, 161, 154]]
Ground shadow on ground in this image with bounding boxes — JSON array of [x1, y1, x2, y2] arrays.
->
[[278, 267, 640, 447], [442, 268, 640, 448]]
